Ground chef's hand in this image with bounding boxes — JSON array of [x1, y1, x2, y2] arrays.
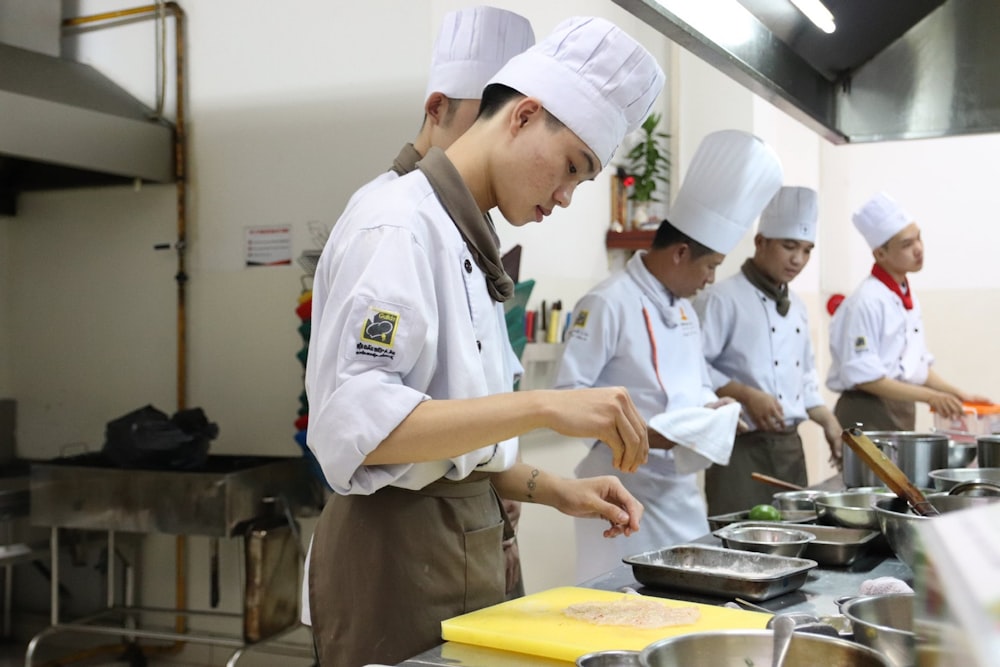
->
[[704, 397, 749, 433], [550, 475, 643, 538], [545, 388, 649, 473], [926, 391, 964, 419], [958, 392, 992, 405], [742, 388, 785, 431]]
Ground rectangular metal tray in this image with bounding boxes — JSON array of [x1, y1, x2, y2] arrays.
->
[[623, 543, 817, 602], [729, 521, 880, 566], [707, 508, 817, 531]]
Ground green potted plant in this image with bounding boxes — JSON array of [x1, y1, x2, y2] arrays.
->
[[622, 112, 671, 228]]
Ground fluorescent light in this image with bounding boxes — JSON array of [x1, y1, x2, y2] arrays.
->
[[789, 0, 836, 33]]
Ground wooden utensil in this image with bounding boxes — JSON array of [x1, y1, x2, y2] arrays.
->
[[751, 472, 805, 491], [841, 427, 940, 516]]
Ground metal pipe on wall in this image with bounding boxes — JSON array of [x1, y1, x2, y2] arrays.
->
[[60, 2, 190, 659]]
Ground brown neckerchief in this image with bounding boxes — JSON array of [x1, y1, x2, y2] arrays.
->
[[417, 147, 513, 302], [389, 143, 423, 177], [741, 258, 790, 316]]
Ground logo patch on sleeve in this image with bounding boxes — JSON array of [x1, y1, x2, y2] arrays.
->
[[854, 335, 868, 352], [573, 310, 589, 329], [356, 308, 399, 359]]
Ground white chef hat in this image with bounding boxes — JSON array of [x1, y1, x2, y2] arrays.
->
[[852, 191, 913, 249], [487, 16, 665, 167], [425, 7, 535, 100], [668, 130, 784, 254], [758, 186, 818, 242]]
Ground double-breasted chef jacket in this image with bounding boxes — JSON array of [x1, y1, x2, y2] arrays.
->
[[555, 252, 716, 582]]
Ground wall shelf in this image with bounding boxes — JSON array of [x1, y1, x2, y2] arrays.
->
[[605, 229, 655, 250]]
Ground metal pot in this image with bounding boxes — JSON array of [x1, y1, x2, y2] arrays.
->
[[872, 494, 1000, 567], [842, 432, 949, 489], [840, 594, 914, 667], [977, 435, 1000, 467], [639, 629, 892, 667]]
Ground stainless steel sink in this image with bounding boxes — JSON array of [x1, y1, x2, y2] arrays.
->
[[30, 454, 323, 536]]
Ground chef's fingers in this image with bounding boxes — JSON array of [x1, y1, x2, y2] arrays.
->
[[615, 398, 648, 473]]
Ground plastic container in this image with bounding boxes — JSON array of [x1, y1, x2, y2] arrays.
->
[[931, 402, 1000, 443]]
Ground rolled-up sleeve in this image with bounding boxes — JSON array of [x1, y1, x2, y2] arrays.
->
[[829, 299, 887, 389], [306, 224, 436, 494]]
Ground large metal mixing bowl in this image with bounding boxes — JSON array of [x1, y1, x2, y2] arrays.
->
[[927, 467, 1000, 492], [815, 490, 894, 529], [639, 629, 892, 667], [840, 594, 914, 667], [873, 495, 1000, 567]]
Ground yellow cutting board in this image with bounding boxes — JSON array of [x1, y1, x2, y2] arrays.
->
[[441, 586, 770, 662]]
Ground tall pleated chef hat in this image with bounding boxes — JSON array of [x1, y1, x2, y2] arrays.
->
[[487, 16, 665, 167], [852, 191, 913, 249], [668, 130, 784, 254], [425, 6, 535, 100], [758, 186, 819, 242]]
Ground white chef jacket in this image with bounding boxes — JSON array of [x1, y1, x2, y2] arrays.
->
[[826, 275, 933, 392], [301, 161, 521, 626], [554, 252, 716, 581], [306, 171, 519, 496], [694, 271, 824, 431]]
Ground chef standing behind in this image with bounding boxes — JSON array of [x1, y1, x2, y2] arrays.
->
[[301, 9, 535, 628], [827, 192, 990, 430], [694, 187, 842, 516], [305, 17, 663, 667], [554, 130, 783, 582]]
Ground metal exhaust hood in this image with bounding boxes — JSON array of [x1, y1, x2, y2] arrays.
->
[[611, 0, 1000, 144], [0, 41, 175, 215]]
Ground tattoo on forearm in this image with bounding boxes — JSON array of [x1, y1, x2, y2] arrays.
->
[[526, 468, 539, 500]]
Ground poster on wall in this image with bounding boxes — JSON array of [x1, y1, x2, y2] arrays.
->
[[245, 225, 293, 267]]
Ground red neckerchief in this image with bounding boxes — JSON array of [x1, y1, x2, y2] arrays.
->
[[871, 263, 912, 310]]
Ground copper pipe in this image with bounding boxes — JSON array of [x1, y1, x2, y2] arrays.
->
[[59, 2, 190, 660]]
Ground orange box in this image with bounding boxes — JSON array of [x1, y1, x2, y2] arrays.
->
[[932, 402, 1000, 443]]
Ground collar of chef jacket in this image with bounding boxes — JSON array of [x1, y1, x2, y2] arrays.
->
[[626, 252, 681, 327]]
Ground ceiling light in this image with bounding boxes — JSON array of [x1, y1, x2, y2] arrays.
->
[[789, 0, 836, 33]]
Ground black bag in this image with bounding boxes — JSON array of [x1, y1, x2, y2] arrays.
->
[[102, 404, 219, 470]]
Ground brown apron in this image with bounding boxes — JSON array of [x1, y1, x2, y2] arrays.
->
[[705, 430, 806, 516], [834, 389, 916, 432], [308, 472, 507, 667]]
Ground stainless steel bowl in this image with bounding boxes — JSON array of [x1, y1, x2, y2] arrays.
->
[[814, 490, 894, 529], [639, 629, 892, 667], [772, 489, 824, 511], [947, 440, 978, 468], [714, 525, 816, 558], [873, 494, 1000, 567], [927, 467, 1000, 492], [840, 594, 914, 667], [577, 649, 642, 666]]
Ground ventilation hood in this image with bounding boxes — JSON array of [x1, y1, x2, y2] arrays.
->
[[611, 0, 1000, 144], [0, 41, 175, 215]]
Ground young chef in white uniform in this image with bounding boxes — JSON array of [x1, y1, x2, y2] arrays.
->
[[827, 192, 989, 430], [305, 17, 664, 667], [554, 130, 783, 581], [301, 9, 534, 628], [694, 187, 843, 515]]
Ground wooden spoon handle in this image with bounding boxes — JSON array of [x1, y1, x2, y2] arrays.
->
[[841, 427, 940, 516], [751, 472, 804, 491]]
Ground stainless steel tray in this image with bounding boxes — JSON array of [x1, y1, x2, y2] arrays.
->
[[623, 543, 817, 602], [707, 508, 817, 531], [726, 521, 880, 566]]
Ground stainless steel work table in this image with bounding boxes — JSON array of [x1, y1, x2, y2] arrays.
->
[[397, 540, 911, 666]]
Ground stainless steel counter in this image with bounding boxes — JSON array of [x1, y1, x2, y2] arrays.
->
[[398, 538, 911, 666]]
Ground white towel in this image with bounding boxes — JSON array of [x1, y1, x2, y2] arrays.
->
[[648, 402, 742, 474]]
